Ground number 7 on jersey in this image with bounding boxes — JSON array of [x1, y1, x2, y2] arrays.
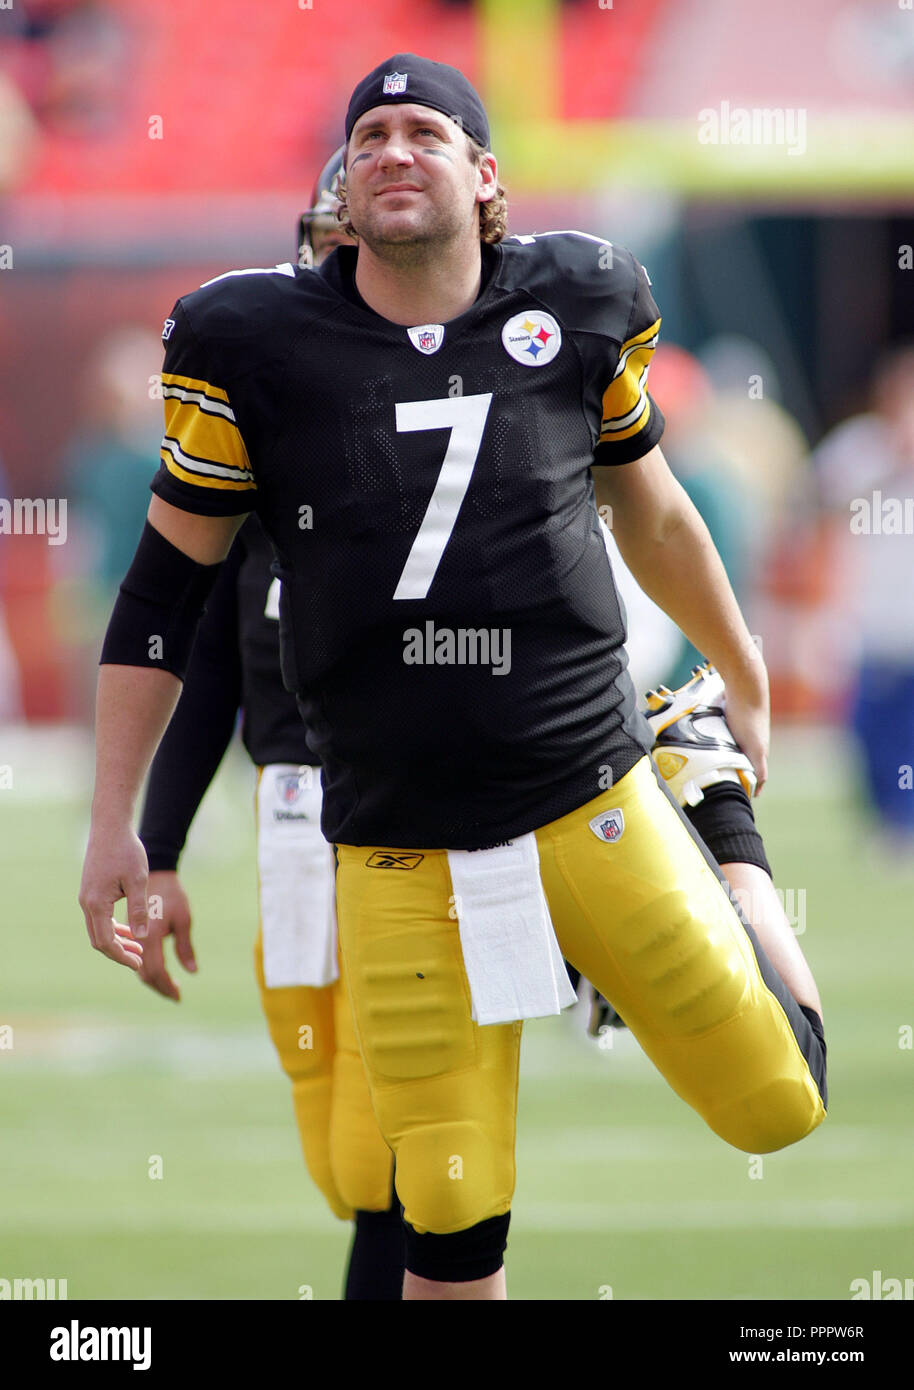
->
[[392, 393, 493, 601]]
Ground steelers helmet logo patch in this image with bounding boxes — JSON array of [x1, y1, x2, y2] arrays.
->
[[501, 310, 562, 367]]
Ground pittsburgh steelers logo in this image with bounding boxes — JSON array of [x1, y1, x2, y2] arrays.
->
[[501, 310, 562, 367]]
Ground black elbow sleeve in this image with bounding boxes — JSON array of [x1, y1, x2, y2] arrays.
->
[[100, 522, 223, 680]]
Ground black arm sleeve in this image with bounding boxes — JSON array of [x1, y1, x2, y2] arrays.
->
[[138, 541, 245, 871]]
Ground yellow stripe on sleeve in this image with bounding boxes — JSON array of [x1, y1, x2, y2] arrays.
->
[[161, 372, 232, 408], [599, 317, 660, 445], [159, 372, 256, 492]]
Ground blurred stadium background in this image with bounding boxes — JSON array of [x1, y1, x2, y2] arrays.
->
[[1, 0, 913, 1300]]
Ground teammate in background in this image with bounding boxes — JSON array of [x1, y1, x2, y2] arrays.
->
[[295, 151, 349, 270], [136, 154, 405, 1301], [80, 55, 827, 1301]]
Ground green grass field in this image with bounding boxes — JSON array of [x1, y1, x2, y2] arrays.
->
[[1, 731, 912, 1301]]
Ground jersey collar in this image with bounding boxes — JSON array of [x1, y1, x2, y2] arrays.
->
[[317, 243, 503, 332]]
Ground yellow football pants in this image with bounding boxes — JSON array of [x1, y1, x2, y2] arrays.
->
[[336, 756, 826, 1236], [253, 937, 394, 1219]]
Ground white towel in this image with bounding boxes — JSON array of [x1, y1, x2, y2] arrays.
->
[[256, 764, 338, 988], [446, 833, 578, 1025]]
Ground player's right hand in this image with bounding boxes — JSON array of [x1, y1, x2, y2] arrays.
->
[[139, 871, 197, 1002], [78, 825, 149, 972]]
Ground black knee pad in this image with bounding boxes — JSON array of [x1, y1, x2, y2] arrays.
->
[[404, 1212, 510, 1283]]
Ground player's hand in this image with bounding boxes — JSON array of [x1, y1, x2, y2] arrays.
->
[[721, 675, 769, 796], [78, 824, 149, 972], [140, 871, 197, 1002]]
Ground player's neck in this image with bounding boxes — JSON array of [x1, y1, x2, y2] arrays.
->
[[353, 239, 483, 326]]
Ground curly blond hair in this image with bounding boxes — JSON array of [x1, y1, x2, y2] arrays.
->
[[334, 133, 507, 244], [470, 137, 508, 245]]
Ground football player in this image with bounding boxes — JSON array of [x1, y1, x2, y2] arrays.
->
[[141, 151, 817, 1296], [297, 148, 349, 269], [79, 54, 827, 1301]]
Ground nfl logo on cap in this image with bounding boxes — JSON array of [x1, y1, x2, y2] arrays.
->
[[382, 72, 408, 95], [589, 808, 625, 842]]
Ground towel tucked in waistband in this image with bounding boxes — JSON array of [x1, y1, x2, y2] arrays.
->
[[256, 764, 338, 988], [446, 833, 578, 1025]]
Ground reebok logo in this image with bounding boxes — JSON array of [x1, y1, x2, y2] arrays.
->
[[365, 852, 424, 870]]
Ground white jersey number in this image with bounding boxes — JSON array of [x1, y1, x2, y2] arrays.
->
[[264, 576, 281, 620], [392, 393, 493, 601]]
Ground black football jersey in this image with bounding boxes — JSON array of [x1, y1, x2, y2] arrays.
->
[[151, 233, 665, 848]]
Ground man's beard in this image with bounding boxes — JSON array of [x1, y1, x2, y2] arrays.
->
[[347, 197, 472, 266]]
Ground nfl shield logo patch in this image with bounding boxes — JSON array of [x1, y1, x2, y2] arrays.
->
[[406, 323, 445, 355], [589, 808, 625, 843], [382, 72, 408, 95], [277, 772, 305, 805]]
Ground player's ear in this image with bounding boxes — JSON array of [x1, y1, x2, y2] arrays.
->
[[475, 151, 498, 204]]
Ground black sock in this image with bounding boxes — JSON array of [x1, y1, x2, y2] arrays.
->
[[343, 1190, 405, 1300]]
